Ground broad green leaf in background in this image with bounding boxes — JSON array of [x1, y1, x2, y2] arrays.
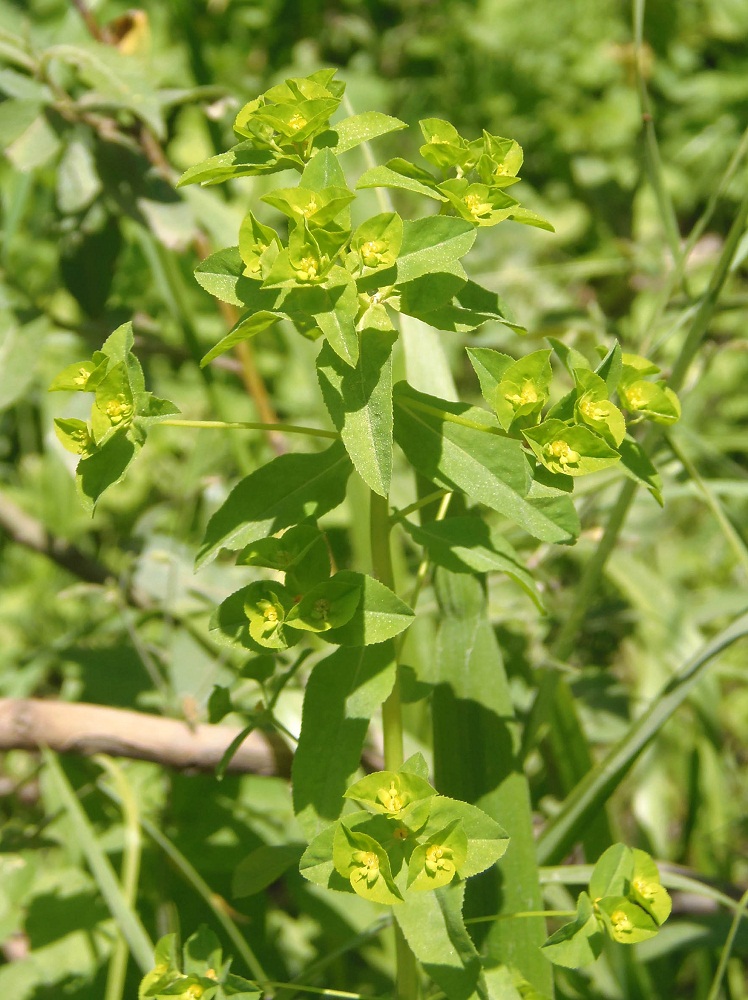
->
[[317, 327, 397, 496], [428, 571, 554, 997], [394, 882, 487, 1000], [197, 442, 352, 567], [293, 643, 397, 839]]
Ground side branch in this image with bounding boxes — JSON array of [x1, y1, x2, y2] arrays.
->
[[0, 699, 292, 776]]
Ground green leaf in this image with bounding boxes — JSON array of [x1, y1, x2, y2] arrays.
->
[[320, 570, 415, 646], [232, 844, 305, 897], [283, 266, 359, 364], [238, 523, 331, 591], [207, 685, 232, 724], [293, 644, 397, 839], [356, 164, 447, 202], [394, 882, 486, 1000], [401, 278, 525, 334], [332, 112, 408, 154], [194, 247, 283, 308], [178, 142, 301, 187], [429, 571, 553, 996], [618, 436, 663, 502], [200, 310, 285, 366], [541, 891, 603, 968], [422, 796, 509, 879], [394, 383, 578, 544], [197, 441, 351, 567], [300, 146, 348, 189], [595, 341, 623, 393], [398, 515, 543, 610], [439, 178, 518, 227], [393, 217, 477, 284], [261, 185, 355, 227], [54, 418, 95, 456], [285, 575, 362, 632], [467, 347, 514, 405], [317, 328, 397, 496], [76, 430, 138, 512], [589, 843, 633, 899], [50, 357, 106, 394]]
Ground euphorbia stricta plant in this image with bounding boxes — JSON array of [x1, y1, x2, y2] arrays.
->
[[51, 70, 677, 1000]]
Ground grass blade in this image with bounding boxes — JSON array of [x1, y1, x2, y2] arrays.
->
[[42, 749, 154, 972], [537, 611, 748, 864]]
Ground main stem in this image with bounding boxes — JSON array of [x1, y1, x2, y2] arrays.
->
[[369, 490, 419, 1000]]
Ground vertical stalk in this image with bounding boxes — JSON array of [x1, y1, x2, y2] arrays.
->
[[369, 490, 419, 1000]]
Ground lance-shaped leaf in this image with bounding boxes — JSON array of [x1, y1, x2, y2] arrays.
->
[[467, 346, 514, 405], [320, 570, 415, 646], [177, 142, 302, 187], [357, 160, 447, 202], [331, 111, 407, 154], [617, 436, 663, 503], [284, 265, 360, 364], [200, 309, 285, 366], [197, 442, 351, 567], [394, 383, 579, 543], [401, 278, 525, 334], [75, 430, 138, 513], [541, 891, 604, 969], [293, 644, 397, 840], [523, 419, 620, 477], [332, 824, 403, 904], [589, 843, 634, 899], [398, 515, 543, 610], [317, 328, 397, 495]]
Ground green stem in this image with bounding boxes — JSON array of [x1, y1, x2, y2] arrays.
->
[[96, 757, 142, 1000], [369, 490, 418, 1000], [159, 418, 339, 439], [706, 886, 748, 1000]]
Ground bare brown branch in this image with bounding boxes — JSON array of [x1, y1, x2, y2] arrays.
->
[[0, 699, 292, 776]]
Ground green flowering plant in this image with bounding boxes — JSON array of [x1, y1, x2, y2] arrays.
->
[[48, 69, 679, 999]]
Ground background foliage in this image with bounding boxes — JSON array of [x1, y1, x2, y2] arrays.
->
[[1, 0, 747, 998]]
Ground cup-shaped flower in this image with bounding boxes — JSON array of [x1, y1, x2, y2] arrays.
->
[[523, 419, 620, 477], [352, 213, 403, 271], [573, 370, 626, 446], [597, 896, 659, 944], [242, 581, 296, 650], [439, 179, 518, 227], [407, 820, 468, 892], [239, 211, 280, 277], [344, 770, 437, 819], [332, 824, 403, 905], [493, 349, 552, 430], [629, 848, 672, 925], [284, 575, 361, 633], [91, 362, 135, 442], [54, 418, 96, 457], [620, 379, 681, 425]]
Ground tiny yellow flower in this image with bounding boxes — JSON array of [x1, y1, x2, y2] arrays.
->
[[351, 850, 380, 887], [632, 876, 655, 900], [463, 192, 492, 220], [611, 909, 633, 934], [301, 196, 318, 218], [579, 397, 608, 422], [377, 780, 405, 814], [360, 239, 387, 267], [544, 439, 580, 467], [73, 366, 91, 387], [296, 256, 319, 281], [311, 598, 330, 622], [288, 112, 307, 131], [425, 843, 454, 875], [104, 394, 133, 425], [624, 384, 648, 409], [505, 380, 538, 408]]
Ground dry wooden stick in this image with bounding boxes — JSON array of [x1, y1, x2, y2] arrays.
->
[[0, 699, 292, 776]]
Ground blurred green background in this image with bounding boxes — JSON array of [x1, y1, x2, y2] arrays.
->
[[1, 1, 747, 997]]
